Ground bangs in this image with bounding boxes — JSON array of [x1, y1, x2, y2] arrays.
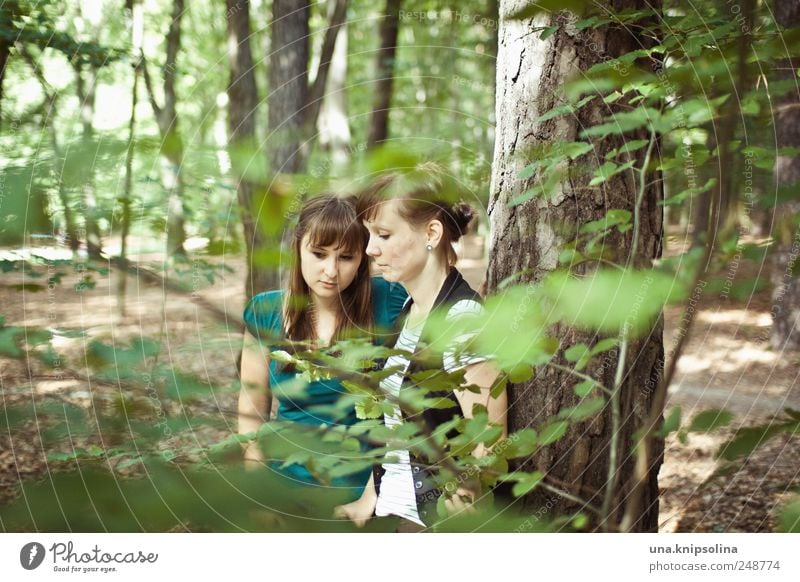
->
[[305, 201, 364, 254]]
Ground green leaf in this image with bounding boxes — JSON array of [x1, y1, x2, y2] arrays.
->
[[507, 363, 533, 383], [538, 421, 569, 446], [535, 95, 595, 124], [574, 380, 595, 397], [717, 423, 793, 461], [785, 408, 800, 422], [490, 375, 508, 400], [580, 108, 663, 139], [543, 269, 686, 335], [501, 428, 538, 459], [590, 338, 619, 356], [661, 178, 716, 206], [688, 409, 734, 433], [610, 139, 650, 158], [558, 397, 606, 422], [589, 160, 636, 186], [519, 164, 536, 179], [355, 396, 383, 420], [564, 344, 590, 363], [657, 406, 682, 438], [512, 471, 544, 497], [559, 141, 596, 160], [539, 25, 559, 40], [780, 496, 800, 533], [559, 248, 585, 265], [0, 327, 23, 357], [572, 513, 589, 529]]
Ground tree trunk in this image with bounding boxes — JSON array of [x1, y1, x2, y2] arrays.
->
[[142, 0, 187, 258], [226, 0, 276, 298], [487, 1, 664, 532], [770, 0, 800, 350], [268, 0, 310, 174], [17, 45, 80, 252], [117, 0, 144, 313], [0, 38, 8, 122], [318, 0, 351, 167], [73, 61, 103, 259], [367, 0, 401, 149]]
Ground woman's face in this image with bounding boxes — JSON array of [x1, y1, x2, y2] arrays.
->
[[363, 200, 429, 284], [299, 233, 362, 302]]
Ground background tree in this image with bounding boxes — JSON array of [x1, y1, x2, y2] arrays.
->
[[141, 0, 188, 258], [267, 0, 347, 175], [770, 0, 800, 350], [226, 0, 265, 299], [366, 0, 401, 149]]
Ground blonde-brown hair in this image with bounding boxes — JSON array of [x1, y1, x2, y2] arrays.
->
[[356, 166, 475, 266]]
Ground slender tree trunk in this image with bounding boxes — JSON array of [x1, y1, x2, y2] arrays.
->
[[0, 39, 8, 122], [487, 1, 664, 532], [117, 0, 144, 313], [770, 0, 800, 350], [73, 61, 103, 259], [142, 0, 187, 258], [118, 64, 139, 315], [226, 0, 276, 298], [49, 117, 80, 253], [367, 0, 401, 149], [318, 0, 351, 167]]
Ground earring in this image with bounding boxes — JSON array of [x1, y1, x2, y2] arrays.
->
[[426, 243, 433, 251]]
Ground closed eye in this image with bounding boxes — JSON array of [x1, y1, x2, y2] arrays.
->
[[312, 251, 326, 259]]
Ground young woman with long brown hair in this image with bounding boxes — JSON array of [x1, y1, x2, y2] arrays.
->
[[238, 194, 406, 502]]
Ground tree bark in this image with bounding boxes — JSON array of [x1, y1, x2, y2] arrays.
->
[[487, 1, 664, 532], [268, 0, 311, 174], [226, 0, 276, 298], [367, 0, 401, 149], [770, 0, 800, 350]]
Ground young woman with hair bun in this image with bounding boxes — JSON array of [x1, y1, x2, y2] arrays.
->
[[335, 169, 508, 529]]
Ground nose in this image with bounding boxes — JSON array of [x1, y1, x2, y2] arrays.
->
[[365, 234, 380, 257], [323, 255, 338, 279]]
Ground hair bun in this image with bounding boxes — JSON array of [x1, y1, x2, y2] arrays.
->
[[449, 201, 475, 238]]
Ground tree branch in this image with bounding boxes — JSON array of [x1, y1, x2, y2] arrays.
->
[[140, 53, 163, 128]]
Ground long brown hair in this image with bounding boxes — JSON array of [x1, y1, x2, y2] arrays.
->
[[284, 194, 373, 342]]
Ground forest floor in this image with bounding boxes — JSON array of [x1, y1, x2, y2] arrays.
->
[[1, 233, 799, 532]]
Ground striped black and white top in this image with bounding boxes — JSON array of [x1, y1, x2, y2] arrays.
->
[[374, 298, 485, 525]]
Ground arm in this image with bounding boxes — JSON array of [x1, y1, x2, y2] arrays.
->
[[455, 360, 508, 452], [447, 360, 507, 512], [238, 330, 271, 468], [334, 473, 377, 527]]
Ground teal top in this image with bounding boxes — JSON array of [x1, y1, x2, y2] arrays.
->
[[243, 277, 407, 497]]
